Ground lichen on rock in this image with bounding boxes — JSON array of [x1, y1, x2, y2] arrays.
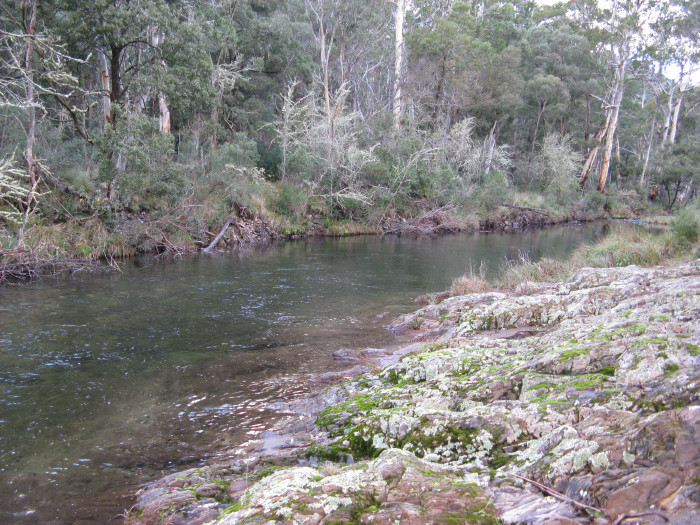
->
[[131, 261, 700, 525]]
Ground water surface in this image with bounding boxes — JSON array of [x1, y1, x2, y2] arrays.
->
[[0, 222, 636, 522]]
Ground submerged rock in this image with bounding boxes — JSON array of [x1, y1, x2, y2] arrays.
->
[[131, 261, 700, 524]]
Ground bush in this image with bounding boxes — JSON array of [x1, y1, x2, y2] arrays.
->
[[670, 207, 700, 245], [209, 133, 259, 172], [475, 171, 508, 211], [267, 182, 306, 219], [530, 134, 582, 203]]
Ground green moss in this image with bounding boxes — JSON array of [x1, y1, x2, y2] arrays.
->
[[398, 422, 498, 462], [614, 323, 647, 336], [572, 375, 605, 390], [422, 341, 448, 352], [687, 344, 700, 357], [487, 454, 511, 469], [315, 394, 380, 427], [126, 507, 143, 521], [664, 363, 680, 376], [599, 365, 617, 376], [347, 426, 381, 459], [212, 479, 231, 487], [527, 382, 552, 391], [253, 465, 289, 480], [450, 356, 483, 377], [631, 355, 642, 370], [305, 443, 351, 462], [385, 368, 402, 385], [559, 348, 590, 361]]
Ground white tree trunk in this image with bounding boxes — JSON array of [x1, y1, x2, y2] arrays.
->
[[150, 28, 171, 133], [597, 44, 627, 192], [640, 114, 656, 186], [661, 83, 674, 145], [98, 50, 112, 125], [393, 0, 407, 130], [22, 0, 38, 209], [668, 77, 688, 145]]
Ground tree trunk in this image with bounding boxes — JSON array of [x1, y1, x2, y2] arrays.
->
[[580, 120, 607, 188], [150, 29, 171, 133], [640, 113, 656, 186], [158, 94, 171, 133], [483, 121, 497, 176], [525, 104, 544, 182], [98, 50, 112, 125], [584, 93, 590, 155], [597, 45, 627, 193], [668, 77, 687, 145], [22, 0, 38, 206], [660, 83, 674, 145], [393, 0, 407, 130]]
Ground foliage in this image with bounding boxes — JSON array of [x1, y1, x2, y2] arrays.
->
[[530, 134, 584, 201], [671, 207, 700, 245], [0, 155, 35, 228], [1, 0, 699, 261]]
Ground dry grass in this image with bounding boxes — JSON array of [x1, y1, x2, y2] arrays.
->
[[449, 228, 692, 296], [450, 275, 493, 296], [498, 254, 567, 288]]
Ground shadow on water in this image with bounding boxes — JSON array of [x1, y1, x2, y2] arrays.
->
[[0, 222, 653, 522]]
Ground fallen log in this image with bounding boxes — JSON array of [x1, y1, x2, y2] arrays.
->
[[202, 217, 233, 253]]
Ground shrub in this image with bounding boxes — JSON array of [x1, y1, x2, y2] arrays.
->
[[530, 134, 583, 203], [670, 207, 700, 245], [267, 182, 306, 219]]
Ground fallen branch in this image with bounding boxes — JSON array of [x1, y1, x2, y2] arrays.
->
[[203, 217, 233, 253], [499, 204, 550, 216], [505, 472, 603, 513], [384, 206, 462, 236], [612, 511, 669, 525], [0, 257, 104, 284]]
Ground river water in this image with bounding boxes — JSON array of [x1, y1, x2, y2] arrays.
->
[[0, 222, 638, 523]]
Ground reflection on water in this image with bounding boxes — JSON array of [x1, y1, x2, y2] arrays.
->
[[0, 222, 648, 522]]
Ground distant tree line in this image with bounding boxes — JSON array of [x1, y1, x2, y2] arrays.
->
[[1, 0, 698, 239]]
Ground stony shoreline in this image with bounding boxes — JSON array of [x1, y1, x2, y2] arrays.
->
[[129, 261, 699, 524]]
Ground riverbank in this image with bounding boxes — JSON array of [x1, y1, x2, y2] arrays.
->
[[0, 194, 663, 284], [128, 254, 699, 524]]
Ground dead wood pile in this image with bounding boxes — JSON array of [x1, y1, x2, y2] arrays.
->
[[383, 207, 464, 237]]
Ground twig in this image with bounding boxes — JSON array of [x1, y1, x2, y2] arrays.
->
[[505, 472, 603, 513], [612, 511, 669, 525]]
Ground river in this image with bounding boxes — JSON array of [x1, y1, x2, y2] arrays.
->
[[0, 222, 642, 523]]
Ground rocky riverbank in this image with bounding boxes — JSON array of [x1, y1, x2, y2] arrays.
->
[[129, 261, 699, 524]]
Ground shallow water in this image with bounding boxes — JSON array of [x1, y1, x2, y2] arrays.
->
[[0, 222, 641, 522]]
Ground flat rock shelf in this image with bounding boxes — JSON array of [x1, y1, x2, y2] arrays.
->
[[132, 261, 699, 524]]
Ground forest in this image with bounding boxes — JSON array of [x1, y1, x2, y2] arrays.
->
[[0, 0, 698, 267]]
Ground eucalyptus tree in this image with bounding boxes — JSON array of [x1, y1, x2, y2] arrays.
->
[[0, 1, 86, 196], [406, 2, 493, 131], [649, 0, 699, 146], [570, 0, 659, 192]]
